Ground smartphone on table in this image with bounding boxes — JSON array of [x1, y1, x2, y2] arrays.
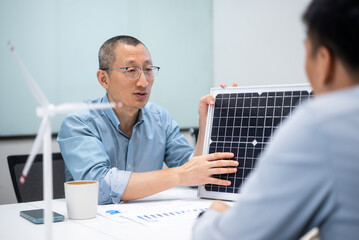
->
[[20, 209, 65, 224]]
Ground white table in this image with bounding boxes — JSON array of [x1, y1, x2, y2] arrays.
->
[[0, 186, 319, 240], [0, 186, 215, 240]]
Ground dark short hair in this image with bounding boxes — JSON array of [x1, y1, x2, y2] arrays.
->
[[302, 0, 359, 74], [98, 35, 147, 70]]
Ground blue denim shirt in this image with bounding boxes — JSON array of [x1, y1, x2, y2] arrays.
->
[[57, 94, 193, 204]]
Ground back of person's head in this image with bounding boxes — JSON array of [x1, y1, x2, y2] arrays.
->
[[303, 0, 359, 75], [98, 35, 146, 70]]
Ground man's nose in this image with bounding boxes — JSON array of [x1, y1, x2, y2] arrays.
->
[[136, 70, 148, 88]]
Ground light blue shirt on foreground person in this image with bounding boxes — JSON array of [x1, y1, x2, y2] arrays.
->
[[192, 86, 359, 239], [57, 95, 193, 204]]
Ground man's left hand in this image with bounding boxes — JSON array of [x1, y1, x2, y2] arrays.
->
[[210, 200, 230, 213], [198, 82, 238, 125]]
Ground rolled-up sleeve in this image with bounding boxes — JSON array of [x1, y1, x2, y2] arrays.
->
[[57, 113, 131, 204]]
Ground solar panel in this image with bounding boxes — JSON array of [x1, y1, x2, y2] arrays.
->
[[198, 84, 313, 200]]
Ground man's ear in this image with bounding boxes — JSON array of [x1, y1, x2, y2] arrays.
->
[[317, 46, 334, 86], [97, 70, 109, 89]]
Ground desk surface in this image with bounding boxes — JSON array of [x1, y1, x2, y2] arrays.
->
[[0, 186, 319, 240], [0, 186, 215, 240]]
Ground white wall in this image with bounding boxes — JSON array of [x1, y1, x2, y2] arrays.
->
[[213, 0, 312, 87]]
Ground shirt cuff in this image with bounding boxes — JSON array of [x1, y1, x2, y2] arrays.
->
[[99, 168, 132, 204]]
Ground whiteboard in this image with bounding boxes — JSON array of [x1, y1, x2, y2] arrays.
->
[[0, 0, 212, 136]]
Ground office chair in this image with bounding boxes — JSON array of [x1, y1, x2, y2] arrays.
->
[[7, 152, 66, 203], [190, 127, 199, 144]]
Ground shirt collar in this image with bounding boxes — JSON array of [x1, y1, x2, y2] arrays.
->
[[137, 107, 144, 124]]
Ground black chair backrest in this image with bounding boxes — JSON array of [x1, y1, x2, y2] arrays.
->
[[190, 127, 199, 143], [7, 152, 66, 203]]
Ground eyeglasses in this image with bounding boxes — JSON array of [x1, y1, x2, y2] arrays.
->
[[101, 66, 160, 81]]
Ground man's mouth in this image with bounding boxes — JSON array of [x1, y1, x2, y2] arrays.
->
[[134, 92, 148, 99]]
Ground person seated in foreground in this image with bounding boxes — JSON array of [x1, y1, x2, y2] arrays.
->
[[192, 0, 359, 239]]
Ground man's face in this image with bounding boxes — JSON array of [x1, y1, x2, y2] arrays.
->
[[106, 43, 153, 110]]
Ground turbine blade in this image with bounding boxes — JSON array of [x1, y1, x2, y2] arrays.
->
[[19, 116, 49, 184], [8, 42, 49, 106], [54, 102, 122, 115]]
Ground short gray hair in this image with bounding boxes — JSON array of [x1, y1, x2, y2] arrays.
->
[[98, 35, 146, 70]]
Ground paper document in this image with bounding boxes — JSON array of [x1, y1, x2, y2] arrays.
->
[[98, 200, 211, 227]]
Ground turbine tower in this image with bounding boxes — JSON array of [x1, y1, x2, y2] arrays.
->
[[8, 42, 121, 240]]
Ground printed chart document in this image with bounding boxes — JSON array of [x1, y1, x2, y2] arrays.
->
[[98, 200, 211, 227]]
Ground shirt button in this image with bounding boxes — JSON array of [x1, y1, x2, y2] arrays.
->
[[128, 164, 131, 169]]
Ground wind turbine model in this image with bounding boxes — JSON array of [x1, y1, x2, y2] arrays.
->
[[8, 42, 121, 240]]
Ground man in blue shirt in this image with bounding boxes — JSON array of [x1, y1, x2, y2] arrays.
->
[[192, 0, 359, 239], [57, 36, 238, 204]]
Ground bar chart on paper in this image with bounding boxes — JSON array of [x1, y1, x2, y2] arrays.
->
[[98, 200, 211, 227]]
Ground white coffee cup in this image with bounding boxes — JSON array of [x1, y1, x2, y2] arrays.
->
[[64, 180, 99, 220]]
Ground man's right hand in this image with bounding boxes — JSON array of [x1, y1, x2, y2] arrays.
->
[[176, 152, 238, 186]]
